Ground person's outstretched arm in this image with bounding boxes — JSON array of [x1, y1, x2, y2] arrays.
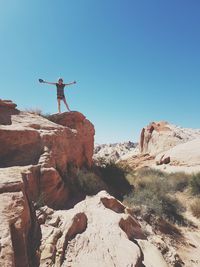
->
[[43, 80, 57, 85], [64, 81, 76, 86]]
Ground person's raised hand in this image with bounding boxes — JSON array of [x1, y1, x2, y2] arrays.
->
[[39, 79, 44, 83]]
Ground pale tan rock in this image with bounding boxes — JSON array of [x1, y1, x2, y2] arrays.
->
[[38, 191, 145, 267], [152, 138, 200, 174], [139, 240, 168, 267], [0, 166, 26, 193], [156, 138, 200, 167]]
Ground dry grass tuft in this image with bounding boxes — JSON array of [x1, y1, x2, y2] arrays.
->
[[190, 198, 200, 218]]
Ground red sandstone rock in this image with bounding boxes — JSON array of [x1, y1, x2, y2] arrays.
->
[[0, 109, 95, 208], [48, 111, 95, 168], [0, 105, 95, 266], [0, 169, 41, 267], [0, 99, 19, 125]]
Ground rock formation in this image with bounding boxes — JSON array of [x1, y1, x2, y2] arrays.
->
[[0, 101, 95, 209], [137, 121, 200, 173], [140, 121, 200, 155], [38, 191, 145, 267], [0, 100, 150, 267], [2, 100, 199, 266], [0, 166, 41, 267], [0, 100, 98, 266]]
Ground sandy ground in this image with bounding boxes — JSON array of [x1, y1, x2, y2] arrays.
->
[[175, 192, 200, 267]]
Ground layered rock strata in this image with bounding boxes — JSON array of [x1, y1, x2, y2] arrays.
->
[[0, 101, 95, 266]]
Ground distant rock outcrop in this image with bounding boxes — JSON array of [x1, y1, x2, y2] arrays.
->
[[140, 121, 200, 155], [94, 142, 139, 164], [120, 121, 200, 173]]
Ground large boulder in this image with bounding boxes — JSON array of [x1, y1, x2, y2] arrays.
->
[[156, 138, 200, 168], [48, 111, 95, 168], [38, 191, 145, 267]]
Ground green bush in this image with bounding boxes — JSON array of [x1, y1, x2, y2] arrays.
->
[[76, 169, 107, 195], [123, 168, 185, 223], [124, 190, 184, 224], [190, 173, 200, 195]]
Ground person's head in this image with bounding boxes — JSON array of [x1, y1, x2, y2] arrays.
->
[[58, 78, 63, 84]]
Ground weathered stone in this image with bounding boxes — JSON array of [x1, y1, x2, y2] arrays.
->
[[38, 191, 145, 267], [140, 121, 200, 155], [0, 99, 19, 125]]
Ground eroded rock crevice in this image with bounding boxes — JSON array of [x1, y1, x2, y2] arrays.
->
[[59, 213, 88, 265]]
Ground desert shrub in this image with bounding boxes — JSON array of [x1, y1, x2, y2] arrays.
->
[[131, 168, 169, 191], [76, 169, 107, 195], [190, 173, 200, 195], [125, 168, 190, 192], [124, 188, 184, 223], [96, 162, 132, 199], [159, 195, 185, 223], [24, 108, 43, 115], [24, 108, 51, 119], [167, 172, 190, 192], [136, 168, 165, 179], [190, 198, 200, 218], [123, 168, 185, 223]]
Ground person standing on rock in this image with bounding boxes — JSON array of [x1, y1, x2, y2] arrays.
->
[[39, 78, 76, 113]]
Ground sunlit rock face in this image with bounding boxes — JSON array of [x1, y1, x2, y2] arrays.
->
[[0, 102, 95, 265], [140, 121, 200, 155]]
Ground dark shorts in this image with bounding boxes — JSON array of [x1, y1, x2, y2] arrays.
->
[[57, 95, 65, 100]]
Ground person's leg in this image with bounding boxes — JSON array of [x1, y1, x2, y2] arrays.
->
[[63, 97, 71, 112], [57, 98, 61, 113]]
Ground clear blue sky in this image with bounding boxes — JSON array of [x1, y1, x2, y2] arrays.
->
[[0, 0, 199, 143]]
